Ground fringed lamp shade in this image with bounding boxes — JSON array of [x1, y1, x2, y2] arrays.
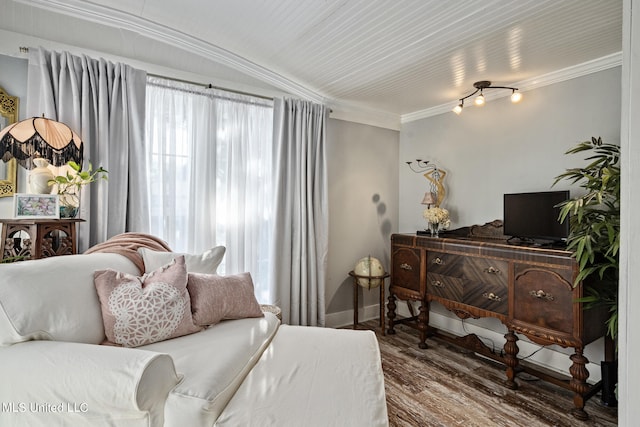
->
[[0, 117, 83, 170]]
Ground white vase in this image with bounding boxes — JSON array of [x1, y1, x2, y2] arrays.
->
[[28, 158, 54, 194]]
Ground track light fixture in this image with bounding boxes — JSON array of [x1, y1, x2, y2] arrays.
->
[[452, 80, 521, 114]]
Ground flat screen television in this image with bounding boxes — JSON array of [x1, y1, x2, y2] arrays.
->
[[503, 190, 570, 244]]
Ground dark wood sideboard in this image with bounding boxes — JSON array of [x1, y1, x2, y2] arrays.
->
[[387, 232, 608, 420]]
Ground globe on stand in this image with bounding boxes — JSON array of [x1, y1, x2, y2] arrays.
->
[[354, 256, 385, 289]]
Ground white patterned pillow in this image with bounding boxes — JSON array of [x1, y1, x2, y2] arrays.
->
[[94, 256, 202, 347]]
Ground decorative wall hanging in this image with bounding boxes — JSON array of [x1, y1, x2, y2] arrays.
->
[[406, 159, 447, 207]]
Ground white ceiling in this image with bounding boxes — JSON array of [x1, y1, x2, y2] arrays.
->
[[0, 0, 623, 129]]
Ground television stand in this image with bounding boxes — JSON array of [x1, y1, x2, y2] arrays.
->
[[507, 236, 567, 249], [506, 236, 536, 246], [388, 225, 607, 420]]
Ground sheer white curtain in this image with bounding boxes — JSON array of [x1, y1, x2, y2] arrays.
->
[[145, 77, 274, 302], [270, 98, 328, 326], [26, 47, 148, 251]]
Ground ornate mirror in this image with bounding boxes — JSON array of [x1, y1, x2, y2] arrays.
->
[[0, 86, 18, 197]]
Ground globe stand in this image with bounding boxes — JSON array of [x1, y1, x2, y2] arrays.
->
[[348, 270, 389, 335]]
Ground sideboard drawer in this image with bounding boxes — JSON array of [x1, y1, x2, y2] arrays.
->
[[513, 264, 574, 335], [426, 272, 463, 302], [464, 257, 508, 289], [426, 251, 508, 314], [462, 256, 508, 314], [426, 251, 464, 276], [469, 281, 508, 314], [391, 247, 421, 292]]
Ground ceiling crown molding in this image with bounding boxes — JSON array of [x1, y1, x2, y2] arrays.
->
[[13, 1, 624, 131], [329, 102, 401, 131], [401, 51, 623, 124], [17, 0, 327, 104]]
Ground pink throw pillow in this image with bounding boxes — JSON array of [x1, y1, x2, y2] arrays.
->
[[94, 256, 202, 347], [187, 272, 264, 326]]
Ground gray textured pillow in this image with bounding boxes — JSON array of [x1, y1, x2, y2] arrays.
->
[[187, 272, 264, 326], [139, 246, 226, 274]]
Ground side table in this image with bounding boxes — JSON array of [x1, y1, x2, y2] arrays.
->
[[0, 218, 84, 262], [348, 270, 389, 335]]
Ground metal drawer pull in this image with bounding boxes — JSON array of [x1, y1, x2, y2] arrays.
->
[[432, 280, 445, 288], [484, 266, 500, 274], [530, 289, 555, 301], [399, 263, 413, 271], [482, 292, 502, 302], [433, 257, 444, 265]]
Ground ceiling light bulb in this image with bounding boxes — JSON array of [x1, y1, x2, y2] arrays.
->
[[511, 91, 522, 103], [475, 93, 485, 106], [452, 103, 463, 114]]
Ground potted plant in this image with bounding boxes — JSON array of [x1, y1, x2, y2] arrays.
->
[[49, 161, 108, 218], [553, 136, 619, 405]]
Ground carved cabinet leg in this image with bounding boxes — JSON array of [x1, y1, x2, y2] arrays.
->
[[569, 348, 590, 420], [386, 294, 397, 335], [417, 301, 429, 349], [503, 330, 519, 390]]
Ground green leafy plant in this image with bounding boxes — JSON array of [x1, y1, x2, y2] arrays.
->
[[49, 161, 108, 209], [553, 137, 620, 340]]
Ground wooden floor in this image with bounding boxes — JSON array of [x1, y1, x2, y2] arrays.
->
[[354, 320, 618, 427]]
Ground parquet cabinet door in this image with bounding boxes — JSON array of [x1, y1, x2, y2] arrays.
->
[[391, 247, 421, 293], [513, 264, 574, 335]]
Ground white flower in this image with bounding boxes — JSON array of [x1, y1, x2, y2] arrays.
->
[[423, 207, 449, 225]]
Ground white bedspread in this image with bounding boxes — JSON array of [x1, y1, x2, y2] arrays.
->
[[140, 313, 280, 427], [215, 325, 389, 427]]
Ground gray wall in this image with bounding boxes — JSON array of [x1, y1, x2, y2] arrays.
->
[[325, 118, 399, 325], [400, 67, 621, 233], [397, 67, 621, 381], [0, 54, 27, 111]]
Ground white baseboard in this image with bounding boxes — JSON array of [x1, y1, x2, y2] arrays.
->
[[326, 304, 383, 329], [327, 302, 604, 383]]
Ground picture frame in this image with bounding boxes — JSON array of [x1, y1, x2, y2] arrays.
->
[[13, 194, 60, 219]]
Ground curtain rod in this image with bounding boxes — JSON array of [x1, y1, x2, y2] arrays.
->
[[20, 47, 327, 108], [18, 46, 273, 101], [148, 73, 274, 101]]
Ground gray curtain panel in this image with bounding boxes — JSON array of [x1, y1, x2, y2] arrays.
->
[[26, 47, 148, 251], [270, 97, 328, 326]]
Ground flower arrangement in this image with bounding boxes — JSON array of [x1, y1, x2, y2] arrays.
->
[[49, 161, 108, 217], [423, 206, 450, 229]]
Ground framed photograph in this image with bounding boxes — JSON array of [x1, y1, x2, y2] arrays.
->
[[13, 194, 60, 219]]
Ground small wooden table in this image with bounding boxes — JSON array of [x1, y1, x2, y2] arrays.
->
[[349, 270, 389, 335], [0, 218, 84, 262]]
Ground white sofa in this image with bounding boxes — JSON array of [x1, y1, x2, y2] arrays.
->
[[0, 253, 388, 426]]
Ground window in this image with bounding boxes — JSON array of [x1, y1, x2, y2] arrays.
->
[[145, 77, 275, 302]]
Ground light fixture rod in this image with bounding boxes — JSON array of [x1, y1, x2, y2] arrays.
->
[[456, 80, 519, 103]]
